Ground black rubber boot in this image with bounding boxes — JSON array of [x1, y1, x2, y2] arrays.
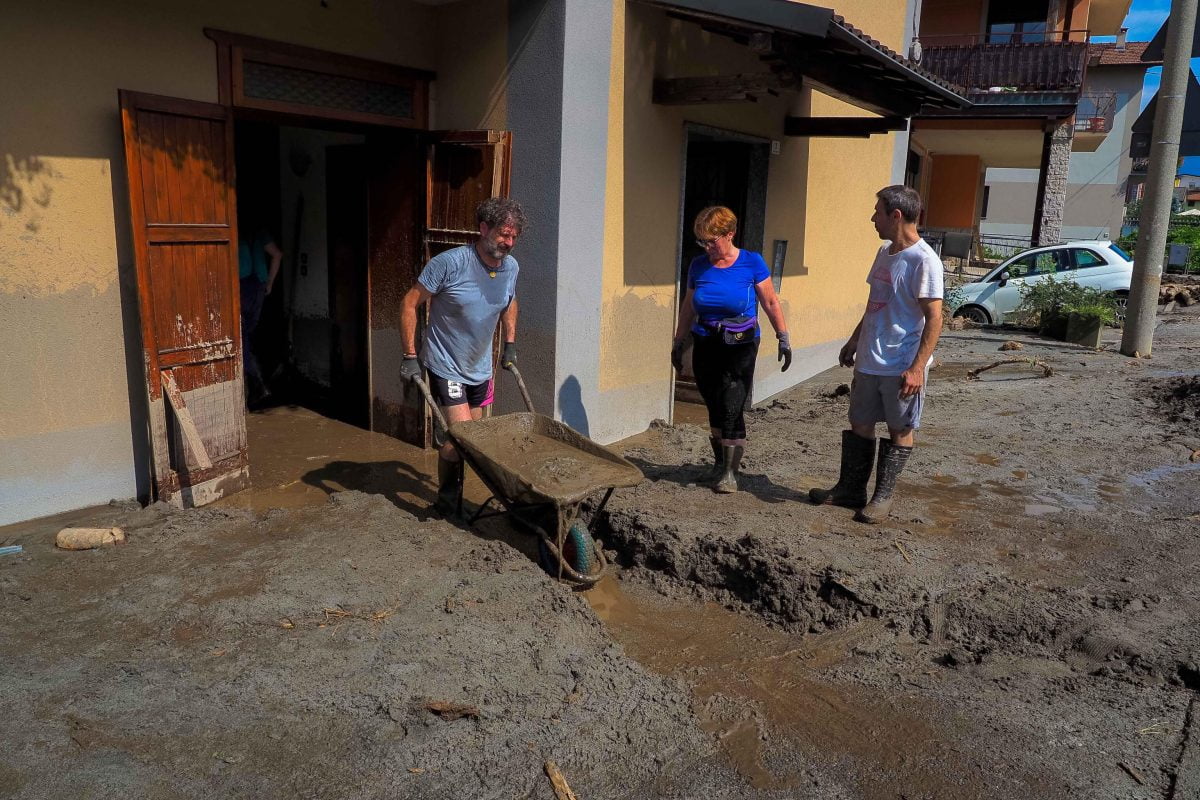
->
[[855, 438, 913, 524], [433, 456, 464, 517], [714, 445, 743, 494], [809, 431, 876, 508], [701, 436, 724, 484]]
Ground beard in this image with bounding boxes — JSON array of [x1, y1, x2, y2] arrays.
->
[[482, 240, 511, 260]]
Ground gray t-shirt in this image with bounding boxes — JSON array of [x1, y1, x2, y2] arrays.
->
[[418, 245, 518, 384]]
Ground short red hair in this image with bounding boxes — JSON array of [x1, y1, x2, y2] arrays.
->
[[693, 206, 738, 240]]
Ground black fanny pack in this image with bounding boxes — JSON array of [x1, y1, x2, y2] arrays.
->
[[702, 315, 757, 345]]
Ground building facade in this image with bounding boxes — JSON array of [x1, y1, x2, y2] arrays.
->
[[979, 40, 1158, 244], [906, 0, 1134, 249], [0, 0, 962, 524]]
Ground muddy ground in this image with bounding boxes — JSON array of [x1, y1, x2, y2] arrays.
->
[[2, 309, 1199, 799]]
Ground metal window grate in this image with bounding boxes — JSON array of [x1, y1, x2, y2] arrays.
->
[[243, 60, 413, 119]]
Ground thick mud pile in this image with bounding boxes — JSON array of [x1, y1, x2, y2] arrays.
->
[[1154, 376, 1200, 426], [595, 320, 1200, 798], [0, 493, 743, 799]]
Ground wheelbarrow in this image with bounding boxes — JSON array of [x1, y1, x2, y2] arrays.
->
[[414, 366, 643, 586]]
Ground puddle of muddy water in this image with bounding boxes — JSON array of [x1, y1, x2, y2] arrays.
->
[[973, 453, 1002, 466], [587, 576, 1044, 797]]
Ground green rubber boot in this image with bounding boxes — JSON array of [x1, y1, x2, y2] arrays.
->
[[433, 456, 464, 518], [855, 438, 913, 524], [810, 431, 877, 508], [714, 445, 743, 494]]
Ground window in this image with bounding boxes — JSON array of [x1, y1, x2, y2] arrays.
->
[[1073, 249, 1107, 269], [999, 249, 1066, 279], [1108, 243, 1133, 262], [981, 186, 991, 220], [986, 0, 1050, 43]]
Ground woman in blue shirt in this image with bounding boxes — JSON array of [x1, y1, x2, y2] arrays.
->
[[671, 206, 791, 493]]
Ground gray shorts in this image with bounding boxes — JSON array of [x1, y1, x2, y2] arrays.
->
[[849, 370, 927, 431]]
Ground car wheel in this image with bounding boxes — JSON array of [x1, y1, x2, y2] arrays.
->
[[954, 305, 991, 325], [1114, 292, 1128, 326]]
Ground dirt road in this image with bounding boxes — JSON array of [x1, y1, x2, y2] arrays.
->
[[2, 310, 1198, 798]]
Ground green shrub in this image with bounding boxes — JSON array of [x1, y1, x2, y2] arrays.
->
[[1015, 275, 1117, 327]]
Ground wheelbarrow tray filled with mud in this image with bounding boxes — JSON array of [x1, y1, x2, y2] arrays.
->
[[416, 367, 642, 585], [450, 412, 642, 508]]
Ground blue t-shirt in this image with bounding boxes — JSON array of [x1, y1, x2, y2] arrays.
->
[[418, 245, 519, 384], [688, 250, 771, 336]]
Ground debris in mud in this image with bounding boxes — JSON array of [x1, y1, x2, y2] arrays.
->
[[1117, 762, 1145, 785], [828, 383, 851, 398], [968, 358, 1053, 380], [544, 761, 580, 800], [999, 341, 1024, 351], [424, 700, 481, 721], [55, 527, 125, 550]]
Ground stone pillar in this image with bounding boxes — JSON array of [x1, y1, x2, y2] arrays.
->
[[1031, 118, 1074, 246]]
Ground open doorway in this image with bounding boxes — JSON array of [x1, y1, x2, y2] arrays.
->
[[674, 125, 769, 407], [235, 120, 374, 429]]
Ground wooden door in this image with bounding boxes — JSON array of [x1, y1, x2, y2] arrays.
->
[[365, 130, 512, 447], [120, 90, 249, 506]]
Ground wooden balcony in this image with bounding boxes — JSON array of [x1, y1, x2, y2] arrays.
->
[[918, 31, 1089, 111]]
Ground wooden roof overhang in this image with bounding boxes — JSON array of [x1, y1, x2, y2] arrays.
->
[[639, 0, 969, 136]]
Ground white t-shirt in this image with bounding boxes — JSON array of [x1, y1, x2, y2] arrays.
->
[[855, 238, 944, 376]]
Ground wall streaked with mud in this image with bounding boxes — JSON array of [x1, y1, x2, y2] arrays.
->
[[0, 0, 442, 524]]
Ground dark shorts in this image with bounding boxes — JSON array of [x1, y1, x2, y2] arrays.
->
[[428, 371, 494, 408]]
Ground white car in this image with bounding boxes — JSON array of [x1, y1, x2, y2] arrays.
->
[[951, 240, 1132, 325]]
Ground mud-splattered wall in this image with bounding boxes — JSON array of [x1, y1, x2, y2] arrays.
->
[[593, 1, 909, 442], [0, 0, 438, 524]]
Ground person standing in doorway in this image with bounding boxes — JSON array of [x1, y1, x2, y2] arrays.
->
[[399, 197, 525, 516], [810, 185, 943, 523], [238, 219, 283, 407], [671, 206, 791, 494]]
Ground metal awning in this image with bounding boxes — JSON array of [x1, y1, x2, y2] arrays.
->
[[638, 0, 969, 117]]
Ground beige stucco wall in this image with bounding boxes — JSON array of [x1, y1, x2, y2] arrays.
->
[[599, 1, 908, 430], [0, 0, 439, 524]]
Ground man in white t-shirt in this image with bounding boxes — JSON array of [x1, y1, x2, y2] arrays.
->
[[810, 185, 944, 523]]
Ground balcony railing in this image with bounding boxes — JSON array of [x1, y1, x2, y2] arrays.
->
[[1074, 93, 1117, 134], [918, 31, 1090, 96]]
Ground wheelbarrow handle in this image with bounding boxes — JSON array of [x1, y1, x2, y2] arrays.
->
[[505, 364, 536, 413], [412, 376, 450, 435]]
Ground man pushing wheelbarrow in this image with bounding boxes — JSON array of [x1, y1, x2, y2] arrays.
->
[[400, 198, 642, 585], [400, 197, 526, 517]]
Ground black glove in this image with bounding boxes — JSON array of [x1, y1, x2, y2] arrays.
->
[[777, 332, 792, 373], [400, 356, 421, 382], [501, 342, 517, 371], [670, 338, 686, 372]]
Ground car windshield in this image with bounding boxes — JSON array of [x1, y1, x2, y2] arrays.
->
[[1108, 243, 1132, 262]]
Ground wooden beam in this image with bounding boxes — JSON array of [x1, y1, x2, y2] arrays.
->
[[653, 73, 794, 105], [784, 115, 907, 137], [161, 371, 214, 470]]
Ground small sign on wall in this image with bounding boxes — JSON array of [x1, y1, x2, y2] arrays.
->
[[772, 239, 788, 292]]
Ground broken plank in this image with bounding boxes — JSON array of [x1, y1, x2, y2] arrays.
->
[[544, 761, 579, 800], [160, 371, 214, 470]]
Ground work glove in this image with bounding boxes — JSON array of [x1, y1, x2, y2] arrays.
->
[[400, 356, 421, 382], [670, 338, 686, 372], [777, 331, 792, 372], [501, 342, 517, 371]]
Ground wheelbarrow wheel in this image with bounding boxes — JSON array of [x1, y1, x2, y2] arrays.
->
[[538, 522, 594, 577]]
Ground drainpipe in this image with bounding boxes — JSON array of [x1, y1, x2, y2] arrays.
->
[[1121, 0, 1198, 357]]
